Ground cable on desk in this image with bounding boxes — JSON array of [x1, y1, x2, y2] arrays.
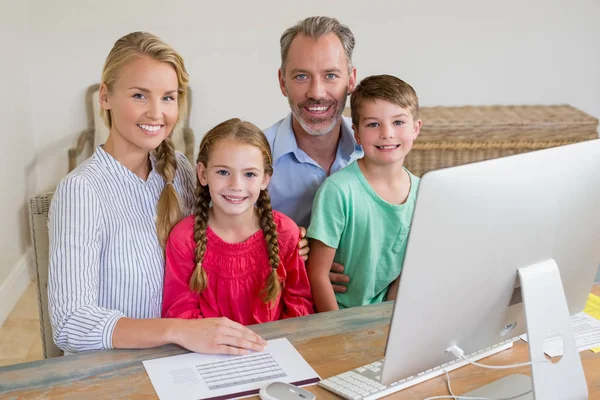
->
[[447, 344, 550, 370], [421, 344, 549, 400]]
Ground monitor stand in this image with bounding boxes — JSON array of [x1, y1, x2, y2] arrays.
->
[[463, 374, 533, 398], [465, 259, 588, 399]]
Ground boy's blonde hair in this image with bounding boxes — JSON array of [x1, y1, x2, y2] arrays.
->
[[190, 119, 282, 306], [350, 75, 419, 128], [101, 31, 189, 249]]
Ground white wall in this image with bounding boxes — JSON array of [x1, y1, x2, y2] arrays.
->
[[26, 0, 600, 193], [0, 0, 36, 322], [1, 0, 599, 297]]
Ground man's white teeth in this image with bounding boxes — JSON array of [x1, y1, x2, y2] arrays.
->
[[307, 106, 328, 112], [377, 145, 399, 149], [138, 124, 161, 132]]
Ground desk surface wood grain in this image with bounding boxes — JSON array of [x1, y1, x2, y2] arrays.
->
[[1, 285, 598, 399]]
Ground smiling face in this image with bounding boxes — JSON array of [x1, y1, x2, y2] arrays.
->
[[353, 99, 422, 166], [197, 139, 271, 218], [99, 56, 179, 153], [278, 33, 356, 137]]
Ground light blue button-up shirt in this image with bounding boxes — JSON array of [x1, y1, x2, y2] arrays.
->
[[264, 113, 363, 228]]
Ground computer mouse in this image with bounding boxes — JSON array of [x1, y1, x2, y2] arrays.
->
[[259, 381, 316, 400]]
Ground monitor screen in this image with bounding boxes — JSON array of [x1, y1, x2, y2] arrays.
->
[[382, 140, 600, 395]]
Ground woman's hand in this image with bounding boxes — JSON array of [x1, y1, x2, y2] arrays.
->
[[169, 317, 267, 355]]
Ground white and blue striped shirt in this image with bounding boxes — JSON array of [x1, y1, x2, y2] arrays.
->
[[48, 146, 195, 353]]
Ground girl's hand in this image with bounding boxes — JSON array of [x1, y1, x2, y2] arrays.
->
[[298, 226, 310, 261], [170, 317, 267, 355]]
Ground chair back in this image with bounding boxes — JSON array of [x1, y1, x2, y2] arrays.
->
[[29, 193, 63, 358]]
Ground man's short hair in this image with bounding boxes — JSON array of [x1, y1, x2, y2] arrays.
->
[[280, 16, 355, 74]]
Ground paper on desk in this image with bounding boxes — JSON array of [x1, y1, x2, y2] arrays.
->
[[143, 337, 320, 400], [583, 293, 600, 352], [520, 311, 600, 357]]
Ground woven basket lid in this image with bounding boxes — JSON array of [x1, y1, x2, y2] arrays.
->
[[419, 105, 598, 142], [344, 104, 598, 142]]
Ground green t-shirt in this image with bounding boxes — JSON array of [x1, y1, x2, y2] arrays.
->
[[307, 161, 419, 309]]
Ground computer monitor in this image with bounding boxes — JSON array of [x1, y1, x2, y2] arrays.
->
[[382, 139, 600, 398]]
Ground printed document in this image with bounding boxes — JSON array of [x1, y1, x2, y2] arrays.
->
[[143, 337, 320, 400]]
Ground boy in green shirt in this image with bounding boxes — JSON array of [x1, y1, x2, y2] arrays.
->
[[307, 75, 422, 311]]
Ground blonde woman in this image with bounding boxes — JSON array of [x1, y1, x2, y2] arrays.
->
[[48, 32, 265, 355]]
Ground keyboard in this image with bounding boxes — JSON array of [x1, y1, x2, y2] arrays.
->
[[318, 340, 515, 400]]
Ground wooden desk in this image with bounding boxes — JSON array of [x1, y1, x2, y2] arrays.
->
[[1, 285, 599, 399]]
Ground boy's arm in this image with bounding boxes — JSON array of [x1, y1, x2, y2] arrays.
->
[[386, 275, 401, 301], [298, 227, 349, 292], [307, 178, 347, 310], [306, 240, 339, 312]]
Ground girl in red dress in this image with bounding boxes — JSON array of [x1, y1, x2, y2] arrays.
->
[[162, 118, 313, 325]]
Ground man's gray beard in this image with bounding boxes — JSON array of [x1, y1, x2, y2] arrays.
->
[[288, 90, 348, 137]]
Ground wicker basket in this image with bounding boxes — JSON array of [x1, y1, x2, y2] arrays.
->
[[344, 105, 599, 177]]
